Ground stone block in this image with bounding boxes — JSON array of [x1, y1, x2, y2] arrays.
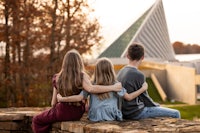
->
[[0, 113, 25, 121], [0, 107, 200, 133]]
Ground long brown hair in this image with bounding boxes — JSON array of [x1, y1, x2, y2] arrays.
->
[[94, 58, 117, 100], [57, 49, 84, 96]]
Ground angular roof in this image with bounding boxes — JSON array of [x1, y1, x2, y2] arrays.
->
[[98, 7, 152, 58], [98, 0, 176, 61]]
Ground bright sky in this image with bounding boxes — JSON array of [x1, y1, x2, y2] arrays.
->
[[89, 0, 200, 47]]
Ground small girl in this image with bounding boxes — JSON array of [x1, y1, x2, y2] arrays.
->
[[57, 57, 148, 122]]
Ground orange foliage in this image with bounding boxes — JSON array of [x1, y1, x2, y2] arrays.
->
[[172, 41, 200, 54]]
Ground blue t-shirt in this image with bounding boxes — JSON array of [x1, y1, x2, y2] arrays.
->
[[80, 88, 127, 122]]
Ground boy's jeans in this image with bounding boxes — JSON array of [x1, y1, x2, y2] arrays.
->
[[132, 107, 181, 119]]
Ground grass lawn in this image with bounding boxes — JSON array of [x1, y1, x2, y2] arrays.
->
[[167, 105, 200, 120]]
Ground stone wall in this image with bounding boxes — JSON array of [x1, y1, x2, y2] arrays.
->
[[140, 60, 199, 105], [0, 107, 200, 133]]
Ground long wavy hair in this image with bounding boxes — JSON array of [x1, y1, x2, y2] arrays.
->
[[93, 58, 117, 100], [57, 49, 84, 96]]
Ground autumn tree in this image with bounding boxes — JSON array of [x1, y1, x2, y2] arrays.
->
[[0, 0, 102, 107], [173, 41, 185, 54], [0, 0, 45, 106], [0, 0, 12, 107], [40, 0, 102, 77], [173, 41, 200, 54]]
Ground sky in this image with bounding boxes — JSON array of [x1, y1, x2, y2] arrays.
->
[[89, 0, 200, 47]]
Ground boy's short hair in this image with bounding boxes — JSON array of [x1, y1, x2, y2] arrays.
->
[[127, 42, 144, 61]]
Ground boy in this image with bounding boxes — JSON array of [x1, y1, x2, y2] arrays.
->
[[117, 42, 180, 120]]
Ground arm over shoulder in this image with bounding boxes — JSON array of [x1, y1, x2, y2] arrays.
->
[[82, 73, 122, 93]]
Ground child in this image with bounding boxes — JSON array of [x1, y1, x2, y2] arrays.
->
[[117, 42, 180, 119], [57, 57, 148, 122]]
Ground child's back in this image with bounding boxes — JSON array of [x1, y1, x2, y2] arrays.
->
[[83, 88, 126, 122]]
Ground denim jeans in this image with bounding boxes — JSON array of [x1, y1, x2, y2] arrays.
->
[[131, 107, 181, 120]]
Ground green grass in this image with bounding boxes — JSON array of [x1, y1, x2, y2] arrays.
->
[[146, 78, 162, 103], [146, 78, 184, 104], [146, 78, 200, 120], [168, 105, 200, 120]]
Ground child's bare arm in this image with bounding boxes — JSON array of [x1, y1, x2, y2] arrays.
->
[[82, 73, 122, 93], [51, 87, 58, 107], [57, 93, 84, 102], [123, 82, 148, 101]]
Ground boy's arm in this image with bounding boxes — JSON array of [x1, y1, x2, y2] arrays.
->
[[83, 73, 122, 93], [123, 82, 148, 101]]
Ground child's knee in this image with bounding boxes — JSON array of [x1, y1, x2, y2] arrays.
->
[[32, 115, 40, 124], [175, 110, 181, 118]]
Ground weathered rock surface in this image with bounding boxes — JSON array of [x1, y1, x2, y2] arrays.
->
[[0, 107, 200, 133]]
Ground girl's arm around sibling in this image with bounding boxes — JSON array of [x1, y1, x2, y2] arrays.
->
[[82, 73, 122, 93], [57, 82, 148, 102]]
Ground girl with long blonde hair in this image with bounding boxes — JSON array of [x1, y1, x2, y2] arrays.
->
[[32, 50, 121, 133]]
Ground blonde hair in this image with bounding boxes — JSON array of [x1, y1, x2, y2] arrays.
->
[[94, 58, 117, 100], [57, 49, 84, 96]]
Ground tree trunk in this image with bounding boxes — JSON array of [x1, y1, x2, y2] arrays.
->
[[48, 0, 58, 78], [65, 0, 71, 51], [4, 0, 12, 107], [22, 1, 31, 106]]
